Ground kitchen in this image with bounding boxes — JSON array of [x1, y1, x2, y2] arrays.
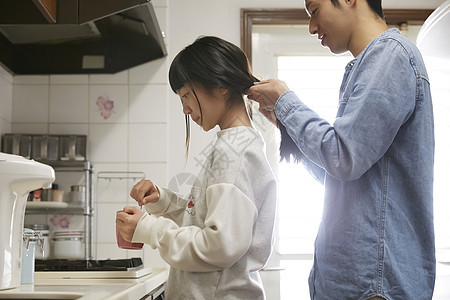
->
[[1, 0, 449, 299]]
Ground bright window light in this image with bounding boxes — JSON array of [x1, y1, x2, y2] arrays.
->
[[277, 55, 351, 255]]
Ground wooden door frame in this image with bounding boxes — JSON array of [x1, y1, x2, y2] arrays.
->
[[241, 8, 434, 64]]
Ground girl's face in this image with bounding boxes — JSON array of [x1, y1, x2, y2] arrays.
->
[[176, 83, 228, 131]]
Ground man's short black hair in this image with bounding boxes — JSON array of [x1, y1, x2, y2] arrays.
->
[[330, 0, 384, 19]]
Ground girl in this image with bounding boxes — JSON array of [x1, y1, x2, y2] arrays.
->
[[116, 36, 277, 299]]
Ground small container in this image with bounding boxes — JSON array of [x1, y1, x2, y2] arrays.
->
[[2, 134, 32, 158], [46, 136, 59, 160], [41, 188, 51, 201], [68, 185, 85, 205], [2, 134, 16, 154], [51, 184, 64, 202], [60, 135, 86, 161], [25, 224, 50, 260], [31, 135, 59, 161], [20, 135, 32, 159], [22, 228, 43, 284], [31, 136, 44, 160], [53, 231, 84, 259], [32, 189, 42, 202]]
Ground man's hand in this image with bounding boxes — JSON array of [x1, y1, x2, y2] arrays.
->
[[246, 79, 289, 111]]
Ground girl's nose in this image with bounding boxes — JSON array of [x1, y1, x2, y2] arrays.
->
[[182, 104, 191, 115]]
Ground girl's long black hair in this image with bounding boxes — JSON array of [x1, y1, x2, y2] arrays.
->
[[169, 36, 259, 157], [169, 35, 302, 163], [277, 120, 303, 163]]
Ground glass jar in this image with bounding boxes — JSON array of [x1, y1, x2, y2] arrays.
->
[[52, 231, 84, 259], [69, 185, 85, 205]]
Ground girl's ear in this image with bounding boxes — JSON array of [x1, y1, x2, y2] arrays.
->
[[217, 87, 229, 95], [214, 87, 230, 101]]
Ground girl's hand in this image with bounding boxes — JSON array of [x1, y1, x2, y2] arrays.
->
[[116, 206, 144, 242], [130, 179, 160, 206]]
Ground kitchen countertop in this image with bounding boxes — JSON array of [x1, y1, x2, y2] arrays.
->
[[0, 268, 168, 299]]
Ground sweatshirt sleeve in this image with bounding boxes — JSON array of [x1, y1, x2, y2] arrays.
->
[[132, 183, 258, 272], [142, 186, 187, 226]]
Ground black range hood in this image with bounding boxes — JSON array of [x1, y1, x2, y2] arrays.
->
[[0, 0, 167, 75]]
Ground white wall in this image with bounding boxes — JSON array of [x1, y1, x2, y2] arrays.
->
[[0, 65, 12, 136]]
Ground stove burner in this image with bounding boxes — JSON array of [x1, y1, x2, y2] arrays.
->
[[35, 257, 143, 271]]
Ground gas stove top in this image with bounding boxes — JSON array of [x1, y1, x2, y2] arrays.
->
[[34, 258, 153, 279], [35, 257, 143, 272]]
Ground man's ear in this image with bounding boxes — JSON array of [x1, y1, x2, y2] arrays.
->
[[344, 0, 356, 7]]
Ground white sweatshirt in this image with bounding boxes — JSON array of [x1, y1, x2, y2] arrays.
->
[[133, 126, 277, 299]]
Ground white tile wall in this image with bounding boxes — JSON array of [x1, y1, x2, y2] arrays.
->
[[50, 75, 88, 85], [89, 71, 128, 85], [13, 75, 48, 85], [129, 58, 167, 84], [12, 85, 49, 123], [12, 58, 169, 266], [89, 85, 128, 124], [97, 177, 130, 204], [0, 66, 13, 135], [0, 118, 10, 135], [128, 124, 167, 162], [89, 124, 129, 162], [0, 71, 12, 119], [128, 163, 167, 187], [129, 84, 167, 123], [49, 124, 89, 135], [96, 203, 125, 244], [12, 123, 48, 134], [50, 85, 89, 123]]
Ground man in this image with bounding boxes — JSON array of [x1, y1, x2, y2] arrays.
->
[[246, 0, 435, 299]]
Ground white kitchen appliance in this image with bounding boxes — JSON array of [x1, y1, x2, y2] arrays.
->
[[417, 0, 450, 60], [417, 0, 450, 263], [0, 152, 55, 290]]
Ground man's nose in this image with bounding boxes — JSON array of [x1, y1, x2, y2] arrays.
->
[[309, 19, 318, 35]]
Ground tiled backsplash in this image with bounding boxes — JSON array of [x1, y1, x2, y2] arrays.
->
[[13, 58, 169, 268], [0, 66, 13, 135]]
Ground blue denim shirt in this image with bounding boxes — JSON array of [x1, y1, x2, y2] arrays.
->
[[275, 29, 435, 299]]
